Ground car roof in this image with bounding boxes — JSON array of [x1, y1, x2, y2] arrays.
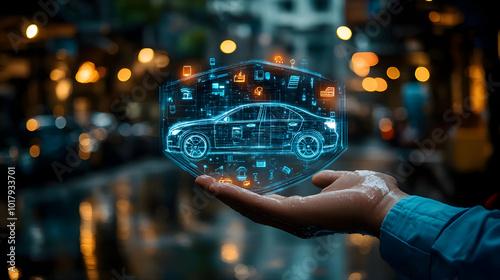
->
[[219, 102, 324, 120], [243, 103, 312, 115]]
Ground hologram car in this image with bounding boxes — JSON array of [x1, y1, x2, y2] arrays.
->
[[166, 103, 338, 161]]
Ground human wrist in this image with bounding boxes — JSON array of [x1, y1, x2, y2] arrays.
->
[[370, 189, 409, 237]]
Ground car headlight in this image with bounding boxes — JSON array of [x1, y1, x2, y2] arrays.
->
[[170, 129, 182, 136], [324, 121, 336, 129]]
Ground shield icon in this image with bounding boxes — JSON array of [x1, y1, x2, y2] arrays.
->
[[160, 60, 347, 194]]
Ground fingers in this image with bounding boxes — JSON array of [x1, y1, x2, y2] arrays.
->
[[195, 175, 218, 192], [196, 176, 308, 224], [311, 170, 351, 189], [195, 175, 366, 235], [196, 176, 308, 236]]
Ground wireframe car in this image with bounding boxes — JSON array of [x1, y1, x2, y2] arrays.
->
[[165, 103, 338, 161]]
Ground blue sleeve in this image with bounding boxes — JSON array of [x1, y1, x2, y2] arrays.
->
[[379, 195, 500, 279]]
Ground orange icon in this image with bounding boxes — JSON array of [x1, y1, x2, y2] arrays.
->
[[243, 180, 251, 187], [290, 59, 296, 68], [183, 65, 192, 77], [320, 86, 335, 97], [219, 178, 233, 184], [234, 72, 246, 83], [274, 56, 283, 64], [254, 86, 263, 96]]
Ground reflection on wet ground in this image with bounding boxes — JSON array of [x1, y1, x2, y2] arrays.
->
[[17, 141, 415, 279]]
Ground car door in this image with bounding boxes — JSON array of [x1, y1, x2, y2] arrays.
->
[[260, 105, 301, 148], [214, 105, 262, 149]]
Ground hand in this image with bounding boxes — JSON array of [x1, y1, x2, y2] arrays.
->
[[195, 170, 408, 238]]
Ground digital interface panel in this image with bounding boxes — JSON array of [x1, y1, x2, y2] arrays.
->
[[160, 59, 347, 194]]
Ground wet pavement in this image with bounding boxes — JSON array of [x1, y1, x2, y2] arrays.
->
[[16, 139, 443, 280]]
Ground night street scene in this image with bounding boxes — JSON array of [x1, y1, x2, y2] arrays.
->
[[1, 0, 500, 279]]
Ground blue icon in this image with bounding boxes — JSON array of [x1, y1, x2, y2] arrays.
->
[[215, 165, 223, 174], [236, 166, 248, 181], [181, 88, 193, 100], [255, 69, 264, 80], [288, 75, 300, 89], [282, 166, 291, 174], [160, 59, 347, 194]]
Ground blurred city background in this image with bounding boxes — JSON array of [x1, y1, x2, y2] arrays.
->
[[1, 0, 499, 279]]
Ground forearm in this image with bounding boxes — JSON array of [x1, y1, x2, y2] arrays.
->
[[379, 196, 500, 279]]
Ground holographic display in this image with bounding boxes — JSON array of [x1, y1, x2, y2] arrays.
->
[[160, 59, 347, 194]]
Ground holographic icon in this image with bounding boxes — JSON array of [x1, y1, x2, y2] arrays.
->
[[234, 72, 246, 82], [320, 86, 335, 98], [161, 59, 347, 194], [183, 65, 192, 77], [219, 178, 232, 183], [254, 86, 263, 96]]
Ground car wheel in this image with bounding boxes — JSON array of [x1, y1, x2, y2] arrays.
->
[[181, 133, 210, 160], [293, 132, 323, 161]]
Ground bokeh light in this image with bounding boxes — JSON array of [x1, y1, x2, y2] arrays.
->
[[79, 149, 91, 160], [55, 116, 67, 129], [336, 26, 352, 40], [220, 40, 237, 54], [50, 68, 65, 81], [386, 67, 400, 79], [379, 118, 393, 132], [55, 79, 72, 101], [7, 266, 20, 280], [29, 145, 40, 158], [379, 118, 395, 140], [375, 77, 388, 92], [348, 272, 362, 280], [79, 133, 93, 153], [26, 118, 38, 131], [352, 52, 379, 66], [415, 66, 430, 82], [429, 11, 440, 23], [362, 77, 377, 92], [117, 68, 132, 82], [350, 56, 370, 77], [138, 48, 154, 63], [221, 243, 239, 263], [75, 62, 100, 83], [26, 24, 38, 39]]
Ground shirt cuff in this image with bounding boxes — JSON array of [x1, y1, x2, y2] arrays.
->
[[379, 196, 467, 279]]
